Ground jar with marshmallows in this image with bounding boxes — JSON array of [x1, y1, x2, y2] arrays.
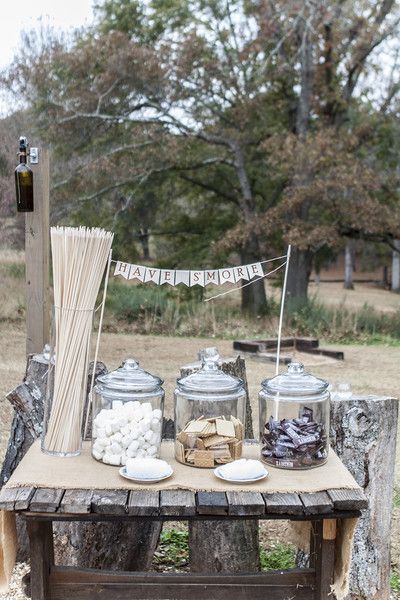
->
[[92, 359, 164, 466]]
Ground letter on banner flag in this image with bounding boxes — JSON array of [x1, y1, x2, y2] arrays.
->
[[233, 265, 250, 282], [128, 264, 146, 282], [144, 268, 161, 284], [204, 270, 219, 285], [175, 270, 190, 286], [247, 263, 264, 278], [190, 271, 205, 286], [160, 270, 175, 285], [219, 268, 236, 284], [114, 261, 131, 279]]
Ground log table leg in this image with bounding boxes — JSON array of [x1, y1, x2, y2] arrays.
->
[[312, 519, 336, 599], [26, 520, 54, 600]]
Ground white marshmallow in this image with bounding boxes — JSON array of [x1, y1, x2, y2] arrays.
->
[[128, 440, 140, 453], [150, 432, 160, 445], [142, 402, 153, 414], [140, 420, 150, 434], [130, 427, 140, 439], [152, 409, 162, 420], [110, 442, 122, 455], [122, 435, 133, 449], [105, 423, 113, 436], [120, 425, 130, 436], [112, 432, 123, 443], [147, 445, 158, 456], [151, 419, 161, 432], [92, 449, 103, 461], [131, 408, 144, 422], [121, 455, 127, 466], [104, 454, 121, 466], [112, 400, 123, 411], [96, 428, 107, 439], [144, 430, 154, 442]]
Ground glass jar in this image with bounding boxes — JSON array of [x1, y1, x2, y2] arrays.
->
[[92, 358, 164, 466], [174, 347, 246, 468], [259, 362, 330, 470]]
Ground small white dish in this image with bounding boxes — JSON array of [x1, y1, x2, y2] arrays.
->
[[214, 466, 268, 484], [119, 465, 173, 484]]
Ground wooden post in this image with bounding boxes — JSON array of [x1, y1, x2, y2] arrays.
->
[[330, 395, 398, 599], [25, 147, 50, 355]]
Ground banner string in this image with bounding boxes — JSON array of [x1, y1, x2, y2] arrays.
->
[[109, 254, 288, 268], [204, 260, 287, 302]]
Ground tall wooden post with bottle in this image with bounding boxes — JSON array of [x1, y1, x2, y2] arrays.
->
[[15, 138, 50, 355]]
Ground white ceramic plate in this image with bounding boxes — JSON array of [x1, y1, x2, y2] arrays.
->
[[213, 466, 269, 484], [119, 466, 173, 484]]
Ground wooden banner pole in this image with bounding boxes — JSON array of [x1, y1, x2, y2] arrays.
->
[[25, 147, 50, 355]]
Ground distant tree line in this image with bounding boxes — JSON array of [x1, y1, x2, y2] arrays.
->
[[1, 0, 400, 314]]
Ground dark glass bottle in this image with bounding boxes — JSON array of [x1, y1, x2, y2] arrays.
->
[[15, 137, 34, 212]]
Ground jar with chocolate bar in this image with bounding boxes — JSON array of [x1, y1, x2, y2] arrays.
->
[[174, 347, 246, 468], [259, 362, 329, 469]]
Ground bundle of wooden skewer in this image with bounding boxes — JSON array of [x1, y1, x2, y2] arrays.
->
[[42, 226, 113, 455]]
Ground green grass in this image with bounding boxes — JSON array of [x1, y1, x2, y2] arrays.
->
[[3, 262, 25, 279], [260, 543, 296, 571], [391, 572, 400, 593], [152, 528, 189, 571]]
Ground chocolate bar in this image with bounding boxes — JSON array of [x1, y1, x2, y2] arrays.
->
[[261, 407, 327, 469]]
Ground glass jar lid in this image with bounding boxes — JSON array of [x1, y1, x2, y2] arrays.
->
[[261, 362, 328, 397], [96, 358, 163, 394], [177, 347, 244, 396]]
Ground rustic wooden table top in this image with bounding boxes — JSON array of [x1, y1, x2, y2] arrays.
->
[[0, 486, 367, 519]]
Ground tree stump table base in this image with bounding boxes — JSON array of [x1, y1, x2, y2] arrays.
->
[[1, 486, 366, 600]]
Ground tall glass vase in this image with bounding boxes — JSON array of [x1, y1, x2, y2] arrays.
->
[[41, 305, 94, 457]]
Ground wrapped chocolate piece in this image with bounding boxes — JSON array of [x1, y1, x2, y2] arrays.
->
[[174, 347, 246, 468], [258, 363, 330, 470]]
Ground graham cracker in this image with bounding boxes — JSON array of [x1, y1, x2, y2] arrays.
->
[[194, 450, 215, 468], [216, 419, 235, 438]]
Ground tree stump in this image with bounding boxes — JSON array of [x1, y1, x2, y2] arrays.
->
[[1, 352, 162, 569], [330, 395, 398, 599], [181, 352, 260, 573]]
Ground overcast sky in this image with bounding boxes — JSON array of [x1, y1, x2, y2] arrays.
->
[[0, 0, 95, 114]]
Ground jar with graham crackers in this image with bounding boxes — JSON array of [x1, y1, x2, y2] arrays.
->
[[174, 348, 246, 468]]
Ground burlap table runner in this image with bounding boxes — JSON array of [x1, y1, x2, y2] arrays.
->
[[5, 440, 359, 493]]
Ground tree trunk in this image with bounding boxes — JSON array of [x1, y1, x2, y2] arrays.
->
[[1, 352, 162, 569], [344, 240, 354, 290], [330, 395, 398, 599], [189, 520, 260, 573], [240, 232, 267, 315], [181, 354, 259, 574], [139, 227, 150, 260], [286, 246, 312, 304], [392, 239, 400, 292]]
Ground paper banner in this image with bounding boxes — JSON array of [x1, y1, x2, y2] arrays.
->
[[114, 261, 131, 279], [175, 271, 191, 286], [204, 270, 220, 286], [114, 260, 268, 286], [190, 271, 205, 287], [160, 269, 175, 285], [128, 264, 146, 282], [144, 268, 161, 284], [247, 263, 264, 278], [233, 265, 250, 282], [218, 268, 236, 284]]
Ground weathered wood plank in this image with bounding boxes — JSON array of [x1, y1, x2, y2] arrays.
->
[[59, 489, 93, 514], [300, 492, 333, 515], [226, 492, 265, 516], [127, 491, 160, 516], [14, 487, 35, 511], [49, 567, 315, 600], [30, 488, 64, 513], [196, 492, 228, 515], [312, 519, 336, 599], [91, 490, 128, 515], [0, 487, 20, 511], [327, 488, 368, 511], [26, 520, 54, 600], [263, 493, 304, 515], [160, 491, 196, 516]]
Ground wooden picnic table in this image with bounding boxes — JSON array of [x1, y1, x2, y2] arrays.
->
[[0, 482, 367, 600]]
